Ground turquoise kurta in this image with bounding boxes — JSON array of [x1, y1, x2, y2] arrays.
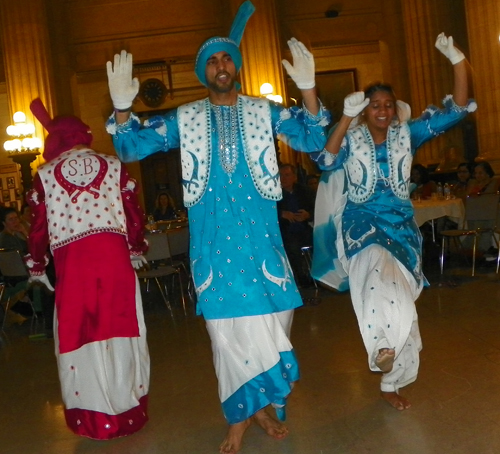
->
[[106, 97, 329, 319], [311, 96, 475, 287]]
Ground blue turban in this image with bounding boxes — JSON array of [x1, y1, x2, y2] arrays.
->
[[195, 1, 255, 86]]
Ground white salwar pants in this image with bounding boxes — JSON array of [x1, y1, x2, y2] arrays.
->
[[347, 244, 423, 392], [206, 310, 296, 423]]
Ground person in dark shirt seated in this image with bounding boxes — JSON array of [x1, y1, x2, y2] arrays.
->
[[451, 162, 475, 200], [153, 191, 177, 221], [278, 164, 315, 287], [0, 207, 29, 252]]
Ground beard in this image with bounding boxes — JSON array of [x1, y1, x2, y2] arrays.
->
[[207, 71, 235, 93]]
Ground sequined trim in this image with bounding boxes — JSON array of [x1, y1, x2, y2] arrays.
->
[[212, 104, 239, 177]]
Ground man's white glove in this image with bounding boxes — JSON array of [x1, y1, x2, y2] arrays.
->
[[282, 38, 315, 90], [435, 33, 465, 65], [131, 255, 148, 270], [29, 273, 55, 292], [106, 50, 140, 110], [343, 92, 370, 117]]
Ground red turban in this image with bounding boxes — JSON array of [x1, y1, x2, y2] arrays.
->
[[30, 98, 93, 162]]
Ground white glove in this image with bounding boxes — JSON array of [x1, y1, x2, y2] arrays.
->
[[343, 92, 370, 117], [131, 255, 148, 270], [435, 33, 465, 65], [106, 50, 140, 110], [29, 273, 55, 292], [282, 38, 315, 90]]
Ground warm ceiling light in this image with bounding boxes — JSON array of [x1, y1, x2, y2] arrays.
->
[[13, 111, 26, 123], [260, 83, 273, 96]]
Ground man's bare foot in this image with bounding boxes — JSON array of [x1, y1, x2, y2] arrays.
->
[[252, 408, 289, 439], [375, 348, 395, 373], [381, 391, 411, 411], [219, 419, 251, 454]]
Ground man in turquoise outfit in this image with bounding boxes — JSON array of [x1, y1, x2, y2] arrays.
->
[[105, 2, 329, 452]]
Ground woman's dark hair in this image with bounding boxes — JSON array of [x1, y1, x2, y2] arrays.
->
[[474, 161, 495, 178], [411, 163, 431, 184], [364, 82, 397, 102], [358, 82, 399, 125], [155, 192, 176, 210]]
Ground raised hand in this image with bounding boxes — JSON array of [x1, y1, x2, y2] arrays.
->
[[343, 92, 369, 117], [106, 50, 140, 110], [435, 33, 465, 65], [282, 38, 315, 90]]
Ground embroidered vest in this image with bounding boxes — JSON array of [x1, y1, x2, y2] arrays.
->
[[37, 149, 128, 250], [177, 96, 282, 207], [344, 123, 412, 203]]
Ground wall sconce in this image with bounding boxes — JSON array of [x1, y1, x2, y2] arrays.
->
[[4, 111, 42, 154], [3, 111, 42, 192], [260, 83, 283, 103]]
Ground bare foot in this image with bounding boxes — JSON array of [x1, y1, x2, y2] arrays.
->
[[381, 391, 411, 411], [252, 408, 289, 440], [375, 348, 395, 373], [219, 419, 251, 454]]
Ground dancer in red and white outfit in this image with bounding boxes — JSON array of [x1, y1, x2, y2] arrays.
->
[[25, 98, 150, 440]]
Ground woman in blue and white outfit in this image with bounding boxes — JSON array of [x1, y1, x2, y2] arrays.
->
[[311, 33, 476, 411]]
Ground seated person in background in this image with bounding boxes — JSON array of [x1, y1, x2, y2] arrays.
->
[[306, 174, 320, 193], [467, 161, 500, 196], [0, 207, 28, 253], [466, 161, 500, 258], [153, 191, 177, 221], [451, 162, 475, 200], [410, 163, 437, 199], [0, 207, 32, 324], [278, 164, 315, 287]]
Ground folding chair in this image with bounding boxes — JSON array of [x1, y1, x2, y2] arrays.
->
[[0, 248, 38, 332], [440, 193, 500, 276], [165, 227, 194, 314], [137, 232, 185, 315]]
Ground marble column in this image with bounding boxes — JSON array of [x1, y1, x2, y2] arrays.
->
[[401, 0, 466, 167], [464, 0, 500, 171], [0, 0, 56, 171]]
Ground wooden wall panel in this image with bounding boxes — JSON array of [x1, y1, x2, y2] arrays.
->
[[66, 0, 224, 43]]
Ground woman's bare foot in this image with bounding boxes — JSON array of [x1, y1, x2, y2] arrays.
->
[[381, 391, 411, 411], [252, 408, 289, 439], [219, 419, 251, 454], [375, 348, 395, 373]]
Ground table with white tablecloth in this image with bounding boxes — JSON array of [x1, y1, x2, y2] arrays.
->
[[412, 198, 465, 228]]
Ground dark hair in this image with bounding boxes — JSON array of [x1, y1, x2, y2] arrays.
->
[[279, 163, 297, 174], [364, 82, 397, 102], [0, 207, 17, 224], [456, 162, 472, 174], [358, 82, 399, 125], [155, 192, 176, 210], [474, 161, 495, 178], [411, 163, 431, 184]]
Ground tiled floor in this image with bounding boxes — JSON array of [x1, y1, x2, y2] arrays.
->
[[2, 256, 500, 454]]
